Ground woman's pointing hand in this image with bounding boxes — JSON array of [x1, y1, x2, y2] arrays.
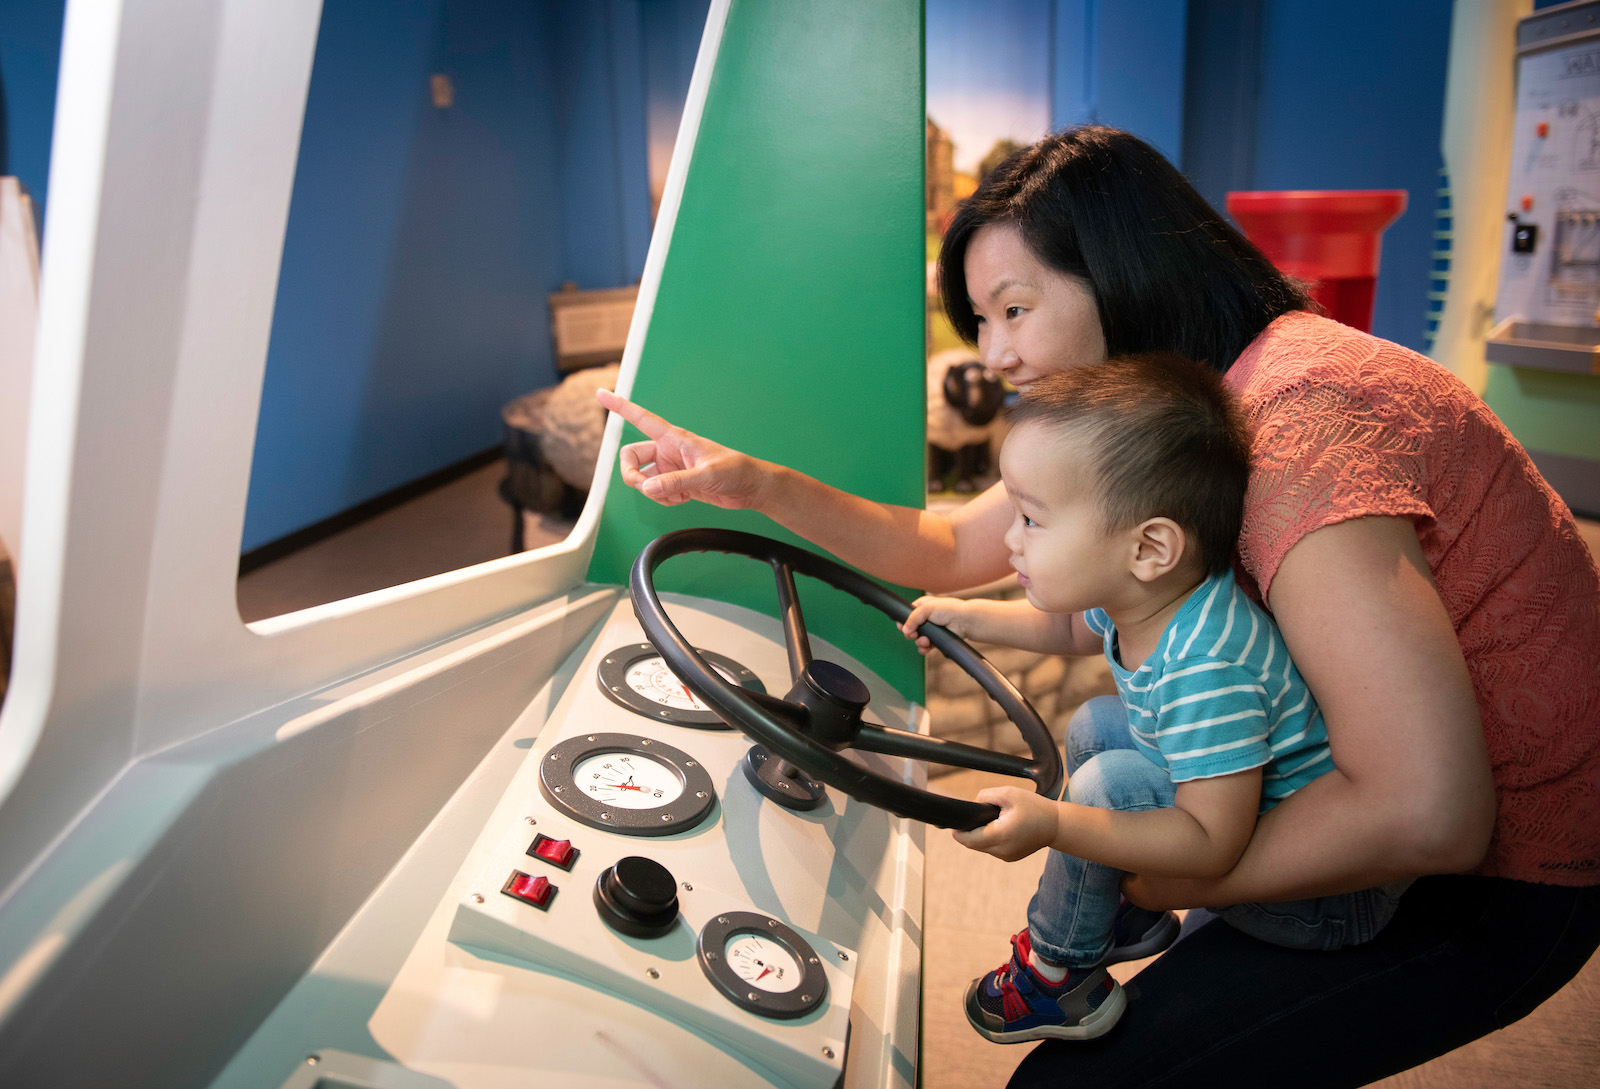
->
[[596, 388, 770, 510]]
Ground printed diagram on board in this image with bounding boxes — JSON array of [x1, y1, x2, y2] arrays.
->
[[1500, 50, 1600, 322], [1549, 186, 1600, 308], [1569, 100, 1600, 172]]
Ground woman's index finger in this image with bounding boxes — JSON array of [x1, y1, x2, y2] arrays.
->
[[595, 388, 671, 439]]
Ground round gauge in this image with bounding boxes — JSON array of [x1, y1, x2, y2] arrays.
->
[[597, 644, 766, 728], [697, 911, 829, 1019], [539, 732, 717, 836], [725, 934, 802, 994], [571, 750, 683, 809]]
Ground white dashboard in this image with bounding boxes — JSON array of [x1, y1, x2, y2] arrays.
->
[[208, 592, 926, 1089]]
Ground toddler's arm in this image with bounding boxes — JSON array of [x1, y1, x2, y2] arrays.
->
[[898, 596, 1100, 656], [953, 769, 1264, 879]]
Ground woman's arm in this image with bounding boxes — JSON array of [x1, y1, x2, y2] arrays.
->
[[1124, 515, 1495, 908], [597, 390, 1016, 590]]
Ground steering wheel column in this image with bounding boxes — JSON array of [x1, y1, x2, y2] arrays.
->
[[746, 658, 877, 810]]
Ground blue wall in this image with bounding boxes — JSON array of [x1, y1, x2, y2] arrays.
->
[[549, 1, 652, 290], [0, 0, 66, 223], [1052, 0, 1188, 165], [3, 0, 702, 553], [1249, 0, 1452, 352], [245, 0, 550, 551], [1061, 0, 1453, 354], [243, 0, 684, 550]]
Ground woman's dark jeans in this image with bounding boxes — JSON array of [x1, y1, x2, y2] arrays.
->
[[1008, 874, 1600, 1088]]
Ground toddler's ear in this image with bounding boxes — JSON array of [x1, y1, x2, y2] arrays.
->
[[1128, 518, 1187, 582]]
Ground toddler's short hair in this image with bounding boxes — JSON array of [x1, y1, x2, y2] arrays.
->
[[1007, 353, 1251, 575]]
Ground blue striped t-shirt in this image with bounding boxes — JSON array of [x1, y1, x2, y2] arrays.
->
[[1083, 570, 1331, 811]]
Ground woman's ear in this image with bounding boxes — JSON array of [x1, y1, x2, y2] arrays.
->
[[1128, 518, 1187, 583]]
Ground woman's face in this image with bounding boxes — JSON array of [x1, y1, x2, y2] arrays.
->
[[963, 223, 1107, 391]]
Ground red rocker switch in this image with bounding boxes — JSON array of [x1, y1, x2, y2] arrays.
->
[[501, 870, 556, 909], [529, 834, 578, 871]]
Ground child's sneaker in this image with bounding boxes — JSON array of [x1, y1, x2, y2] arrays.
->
[[964, 928, 1126, 1043], [1105, 898, 1181, 964]]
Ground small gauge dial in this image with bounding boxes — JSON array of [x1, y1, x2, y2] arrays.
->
[[726, 934, 802, 994], [598, 644, 765, 727], [697, 911, 830, 1019], [572, 751, 684, 810], [540, 733, 717, 836], [624, 656, 738, 712]]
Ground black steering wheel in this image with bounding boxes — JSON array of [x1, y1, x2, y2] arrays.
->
[[629, 528, 1064, 830]]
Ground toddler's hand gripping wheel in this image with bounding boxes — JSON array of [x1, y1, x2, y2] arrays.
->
[[629, 529, 1063, 830]]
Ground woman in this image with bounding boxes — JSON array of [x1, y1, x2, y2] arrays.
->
[[598, 126, 1600, 1087]]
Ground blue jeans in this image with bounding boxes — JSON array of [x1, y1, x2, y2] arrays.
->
[[1028, 696, 1408, 966]]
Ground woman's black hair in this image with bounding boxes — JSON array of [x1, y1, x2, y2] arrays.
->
[[937, 126, 1313, 373]]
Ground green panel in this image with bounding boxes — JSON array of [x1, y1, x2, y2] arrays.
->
[[1482, 364, 1600, 460], [588, 0, 927, 701]]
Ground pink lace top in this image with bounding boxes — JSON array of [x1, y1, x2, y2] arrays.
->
[[1225, 311, 1600, 886]]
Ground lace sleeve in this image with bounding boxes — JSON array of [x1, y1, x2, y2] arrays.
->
[[1239, 380, 1436, 603]]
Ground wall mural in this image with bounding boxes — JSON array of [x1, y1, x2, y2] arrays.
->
[[924, 0, 1051, 495]]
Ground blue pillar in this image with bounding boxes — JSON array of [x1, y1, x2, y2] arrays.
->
[[1050, 0, 1188, 165]]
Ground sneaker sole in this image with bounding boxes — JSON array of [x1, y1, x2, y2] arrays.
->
[[964, 978, 1127, 1044], [1102, 910, 1181, 965]]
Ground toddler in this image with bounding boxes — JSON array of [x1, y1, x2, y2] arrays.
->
[[903, 353, 1403, 1043]]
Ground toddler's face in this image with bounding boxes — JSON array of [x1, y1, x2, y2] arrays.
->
[[999, 423, 1127, 615]]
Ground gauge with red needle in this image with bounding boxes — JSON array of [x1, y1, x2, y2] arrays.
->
[[697, 911, 829, 1019], [574, 753, 680, 809], [539, 733, 717, 836], [597, 643, 765, 727], [726, 935, 800, 993]]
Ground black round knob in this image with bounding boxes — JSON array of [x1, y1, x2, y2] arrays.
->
[[594, 856, 679, 938], [802, 660, 870, 709]]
